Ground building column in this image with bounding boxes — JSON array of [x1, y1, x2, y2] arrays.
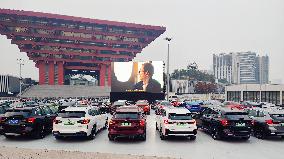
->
[[38, 61, 46, 85], [48, 62, 55, 85], [100, 64, 106, 86], [107, 64, 111, 87], [57, 61, 64, 85], [241, 91, 244, 102]]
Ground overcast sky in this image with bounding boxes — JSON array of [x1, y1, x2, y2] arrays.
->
[[0, 0, 283, 83]]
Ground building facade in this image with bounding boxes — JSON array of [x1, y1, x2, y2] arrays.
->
[[226, 84, 284, 105], [213, 52, 269, 84], [0, 9, 165, 86]]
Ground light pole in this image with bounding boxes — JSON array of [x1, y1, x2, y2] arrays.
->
[[164, 37, 172, 101], [17, 58, 24, 96]]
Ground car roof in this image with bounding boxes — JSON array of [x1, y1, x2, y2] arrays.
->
[[212, 106, 245, 113], [116, 105, 142, 113], [164, 107, 190, 114]]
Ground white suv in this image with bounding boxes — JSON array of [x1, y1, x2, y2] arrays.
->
[[156, 107, 197, 140], [53, 106, 108, 140]]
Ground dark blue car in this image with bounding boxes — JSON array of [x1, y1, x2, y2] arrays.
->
[[182, 101, 202, 113]]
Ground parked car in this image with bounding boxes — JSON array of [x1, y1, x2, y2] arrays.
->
[[196, 107, 253, 140], [246, 108, 284, 139], [156, 107, 197, 140], [223, 101, 245, 110], [108, 106, 146, 141], [136, 100, 150, 115], [0, 106, 56, 139], [53, 106, 108, 140]]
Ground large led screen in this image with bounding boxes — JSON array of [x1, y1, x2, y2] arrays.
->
[[111, 61, 164, 93]]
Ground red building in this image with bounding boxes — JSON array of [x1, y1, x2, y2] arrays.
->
[[0, 9, 165, 86]]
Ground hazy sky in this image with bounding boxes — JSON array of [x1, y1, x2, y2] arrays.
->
[[0, 0, 283, 83]]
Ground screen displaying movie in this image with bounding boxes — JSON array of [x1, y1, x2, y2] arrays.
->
[[111, 61, 164, 93]]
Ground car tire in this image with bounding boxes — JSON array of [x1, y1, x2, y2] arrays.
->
[[242, 136, 250, 140], [88, 125, 96, 140], [211, 127, 221, 140], [4, 134, 14, 139], [108, 134, 115, 141], [103, 119, 108, 129], [34, 125, 45, 139], [159, 128, 166, 140], [140, 132, 146, 141], [189, 135, 196, 140], [255, 130, 265, 139], [155, 122, 158, 130]]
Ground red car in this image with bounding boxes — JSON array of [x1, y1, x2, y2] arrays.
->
[[108, 106, 146, 141], [135, 100, 150, 115], [223, 101, 245, 110]]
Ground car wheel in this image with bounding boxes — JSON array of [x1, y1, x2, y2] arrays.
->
[[108, 134, 115, 141], [211, 127, 221, 140], [103, 119, 108, 129], [189, 135, 196, 140], [4, 134, 14, 139], [34, 125, 45, 139], [255, 130, 265, 139], [242, 136, 250, 140], [88, 125, 96, 140], [140, 132, 146, 141], [159, 128, 166, 140]]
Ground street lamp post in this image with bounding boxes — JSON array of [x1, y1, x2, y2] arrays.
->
[[164, 37, 172, 101], [17, 58, 24, 96]]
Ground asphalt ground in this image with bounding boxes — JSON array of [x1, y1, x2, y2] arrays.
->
[[0, 110, 283, 159]]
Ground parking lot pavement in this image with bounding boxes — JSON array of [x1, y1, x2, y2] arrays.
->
[[0, 110, 284, 159]]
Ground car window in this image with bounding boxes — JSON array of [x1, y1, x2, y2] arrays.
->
[[5, 109, 32, 117], [270, 114, 284, 120], [114, 112, 139, 119], [34, 108, 42, 115], [202, 108, 212, 115], [168, 113, 192, 120], [58, 111, 86, 118]]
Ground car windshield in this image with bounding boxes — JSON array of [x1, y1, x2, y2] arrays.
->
[[224, 112, 248, 119], [168, 113, 192, 120], [5, 109, 32, 117], [58, 111, 86, 118], [115, 112, 139, 119]]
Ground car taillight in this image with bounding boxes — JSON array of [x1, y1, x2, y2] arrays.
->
[[164, 119, 169, 124], [221, 119, 229, 126], [190, 119, 196, 125], [266, 119, 279, 125], [78, 119, 90, 124], [0, 117, 7, 123], [26, 117, 36, 123], [53, 119, 62, 124], [140, 120, 145, 127]]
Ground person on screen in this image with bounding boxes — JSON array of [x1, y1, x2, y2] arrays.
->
[[133, 62, 162, 93]]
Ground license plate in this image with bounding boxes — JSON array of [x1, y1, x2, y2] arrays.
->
[[8, 120, 19, 124], [121, 123, 131, 126], [236, 123, 245, 127], [64, 121, 75, 125], [177, 123, 185, 126]]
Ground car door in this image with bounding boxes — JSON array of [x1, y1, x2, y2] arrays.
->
[[200, 108, 212, 129], [41, 107, 54, 130]]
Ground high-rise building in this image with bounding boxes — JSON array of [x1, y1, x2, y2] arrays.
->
[[256, 55, 269, 84], [213, 52, 269, 84]]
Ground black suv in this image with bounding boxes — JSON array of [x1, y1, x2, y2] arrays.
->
[[246, 108, 284, 139], [0, 106, 57, 139], [196, 107, 253, 140]]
